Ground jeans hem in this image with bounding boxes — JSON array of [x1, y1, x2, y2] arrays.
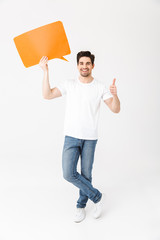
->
[[76, 205, 86, 208], [93, 192, 102, 204]]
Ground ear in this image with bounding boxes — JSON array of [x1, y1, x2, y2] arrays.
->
[[92, 64, 95, 69]]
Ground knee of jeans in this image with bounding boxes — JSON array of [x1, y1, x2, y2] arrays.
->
[[81, 169, 92, 181], [63, 171, 74, 182]]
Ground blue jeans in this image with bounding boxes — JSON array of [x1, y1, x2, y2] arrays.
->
[[62, 135, 102, 208]]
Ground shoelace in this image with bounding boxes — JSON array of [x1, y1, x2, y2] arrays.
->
[[76, 208, 84, 214]]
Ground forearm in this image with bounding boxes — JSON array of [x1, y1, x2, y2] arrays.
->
[[42, 70, 51, 98], [111, 95, 120, 113]]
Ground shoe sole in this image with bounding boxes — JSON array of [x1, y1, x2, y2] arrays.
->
[[74, 214, 86, 223]]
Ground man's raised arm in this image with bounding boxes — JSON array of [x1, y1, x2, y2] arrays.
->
[[39, 56, 62, 99]]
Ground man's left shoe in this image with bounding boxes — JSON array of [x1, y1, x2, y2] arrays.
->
[[93, 193, 105, 219], [74, 207, 86, 223]]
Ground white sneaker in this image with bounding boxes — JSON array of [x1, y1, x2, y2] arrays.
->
[[93, 193, 105, 219], [74, 207, 86, 223]]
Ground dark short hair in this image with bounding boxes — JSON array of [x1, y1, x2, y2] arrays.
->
[[77, 51, 95, 65]]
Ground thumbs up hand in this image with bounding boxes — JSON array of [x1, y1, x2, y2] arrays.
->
[[110, 78, 117, 96]]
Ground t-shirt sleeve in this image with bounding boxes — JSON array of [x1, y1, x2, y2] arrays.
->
[[101, 84, 113, 100], [55, 80, 67, 96]]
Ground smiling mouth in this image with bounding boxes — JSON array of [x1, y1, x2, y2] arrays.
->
[[81, 70, 89, 72]]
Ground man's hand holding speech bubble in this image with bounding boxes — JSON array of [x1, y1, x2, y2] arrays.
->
[[39, 56, 49, 72]]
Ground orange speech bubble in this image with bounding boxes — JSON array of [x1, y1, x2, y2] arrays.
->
[[13, 21, 71, 68]]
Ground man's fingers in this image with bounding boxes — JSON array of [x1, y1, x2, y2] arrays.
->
[[40, 56, 48, 62], [40, 58, 48, 65]]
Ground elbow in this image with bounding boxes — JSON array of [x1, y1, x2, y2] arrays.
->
[[114, 110, 120, 114], [113, 103, 121, 113], [114, 108, 121, 113], [43, 95, 50, 100], [111, 106, 120, 113]]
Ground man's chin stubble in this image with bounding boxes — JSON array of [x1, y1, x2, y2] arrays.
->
[[80, 73, 90, 77]]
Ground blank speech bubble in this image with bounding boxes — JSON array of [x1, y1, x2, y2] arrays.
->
[[13, 21, 71, 68]]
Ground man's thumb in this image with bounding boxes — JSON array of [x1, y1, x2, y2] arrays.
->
[[112, 78, 116, 85]]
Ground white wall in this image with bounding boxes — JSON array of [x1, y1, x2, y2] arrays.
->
[[0, 0, 159, 239]]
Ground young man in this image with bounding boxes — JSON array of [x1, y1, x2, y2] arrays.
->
[[39, 51, 120, 223]]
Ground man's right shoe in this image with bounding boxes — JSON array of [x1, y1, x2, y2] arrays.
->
[[93, 193, 105, 219], [74, 207, 86, 223]]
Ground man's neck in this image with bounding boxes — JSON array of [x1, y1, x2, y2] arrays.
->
[[78, 75, 94, 83]]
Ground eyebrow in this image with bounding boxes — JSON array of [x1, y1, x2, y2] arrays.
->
[[79, 62, 91, 64]]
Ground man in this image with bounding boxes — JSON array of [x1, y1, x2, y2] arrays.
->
[[39, 51, 120, 223]]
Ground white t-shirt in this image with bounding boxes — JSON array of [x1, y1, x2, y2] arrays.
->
[[56, 77, 113, 140]]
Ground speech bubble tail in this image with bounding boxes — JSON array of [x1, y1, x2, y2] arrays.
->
[[60, 56, 69, 62]]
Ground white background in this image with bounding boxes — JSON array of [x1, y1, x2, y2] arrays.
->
[[0, 0, 160, 239]]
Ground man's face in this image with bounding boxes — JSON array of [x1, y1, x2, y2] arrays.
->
[[77, 57, 94, 77]]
